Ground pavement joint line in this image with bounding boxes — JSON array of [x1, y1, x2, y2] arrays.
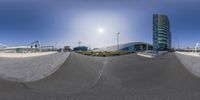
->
[[21, 83, 32, 90], [89, 57, 108, 89]]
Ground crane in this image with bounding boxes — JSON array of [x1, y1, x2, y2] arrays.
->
[[67, 41, 82, 47]]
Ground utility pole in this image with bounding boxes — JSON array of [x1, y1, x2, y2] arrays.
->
[[78, 41, 82, 47], [177, 38, 180, 50], [55, 42, 57, 49], [195, 42, 200, 52], [117, 32, 120, 51]]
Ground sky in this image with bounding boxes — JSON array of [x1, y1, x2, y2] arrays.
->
[[0, 0, 200, 48]]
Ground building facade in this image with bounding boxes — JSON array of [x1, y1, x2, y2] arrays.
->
[[153, 14, 171, 51], [73, 46, 88, 51], [96, 42, 153, 52]]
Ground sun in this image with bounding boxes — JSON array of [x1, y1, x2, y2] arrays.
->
[[97, 28, 104, 33]]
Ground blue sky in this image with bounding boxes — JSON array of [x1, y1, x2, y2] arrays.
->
[[0, 0, 200, 48]]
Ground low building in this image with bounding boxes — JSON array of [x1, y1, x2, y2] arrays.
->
[[0, 46, 40, 53], [96, 42, 153, 52], [73, 46, 88, 51], [64, 46, 71, 52]]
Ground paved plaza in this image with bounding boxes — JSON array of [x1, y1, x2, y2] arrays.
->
[[0, 52, 200, 100]]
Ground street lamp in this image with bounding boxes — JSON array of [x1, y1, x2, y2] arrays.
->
[[116, 32, 120, 51]]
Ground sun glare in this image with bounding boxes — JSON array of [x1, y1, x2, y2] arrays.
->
[[97, 28, 104, 33]]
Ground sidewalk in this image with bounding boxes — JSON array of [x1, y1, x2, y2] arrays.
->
[[0, 52, 70, 82]]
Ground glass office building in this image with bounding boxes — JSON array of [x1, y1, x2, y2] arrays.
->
[[153, 14, 171, 51], [96, 42, 153, 52]]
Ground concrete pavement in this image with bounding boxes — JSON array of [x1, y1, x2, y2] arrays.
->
[[175, 52, 200, 77], [0, 52, 70, 82], [0, 52, 200, 100]]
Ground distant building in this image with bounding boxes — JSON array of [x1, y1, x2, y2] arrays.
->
[[41, 46, 56, 52], [64, 46, 71, 52], [153, 14, 171, 51], [0, 41, 46, 53], [0, 46, 38, 53], [96, 42, 153, 52], [73, 46, 88, 51], [92, 48, 100, 51]]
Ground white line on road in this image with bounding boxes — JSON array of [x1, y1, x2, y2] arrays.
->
[[90, 57, 108, 88]]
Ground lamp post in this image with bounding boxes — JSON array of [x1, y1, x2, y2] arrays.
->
[[195, 42, 200, 52], [116, 32, 120, 51]]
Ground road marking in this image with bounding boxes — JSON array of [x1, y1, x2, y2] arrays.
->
[[137, 53, 154, 58], [90, 57, 108, 88]]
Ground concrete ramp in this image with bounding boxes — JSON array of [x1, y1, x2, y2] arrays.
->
[[0, 52, 57, 58], [175, 52, 200, 77], [0, 52, 70, 82]]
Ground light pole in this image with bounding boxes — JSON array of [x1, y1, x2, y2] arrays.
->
[[55, 42, 57, 49], [195, 42, 200, 52], [116, 32, 120, 51], [177, 38, 180, 50], [174, 36, 180, 50], [78, 40, 82, 47]]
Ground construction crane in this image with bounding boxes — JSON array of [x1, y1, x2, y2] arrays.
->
[[68, 41, 82, 47], [66, 41, 92, 50]]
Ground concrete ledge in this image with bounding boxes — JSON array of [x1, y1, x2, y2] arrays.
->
[[0, 52, 57, 58], [137, 52, 154, 58], [175, 52, 200, 77], [176, 51, 200, 57], [0, 52, 70, 82], [137, 51, 168, 58]]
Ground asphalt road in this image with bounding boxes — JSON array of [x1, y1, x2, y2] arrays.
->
[[0, 52, 200, 100]]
